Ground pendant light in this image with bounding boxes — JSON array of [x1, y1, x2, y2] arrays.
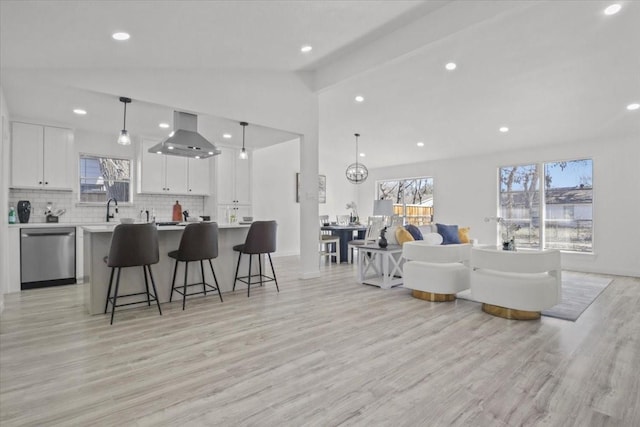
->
[[345, 133, 368, 184], [117, 97, 132, 145], [239, 121, 249, 160]]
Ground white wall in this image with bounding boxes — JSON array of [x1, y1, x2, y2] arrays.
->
[[252, 138, 300, 257], [0, 86, 10, 313], [355, 136, 640, 277]]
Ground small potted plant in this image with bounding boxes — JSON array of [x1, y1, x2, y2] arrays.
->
[[346, 201, 359, 224]]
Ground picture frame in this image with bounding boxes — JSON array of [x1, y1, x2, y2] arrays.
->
[[296, 173, 326, 203]]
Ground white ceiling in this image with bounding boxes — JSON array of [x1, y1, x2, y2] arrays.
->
[[1, 0, 639, 165]]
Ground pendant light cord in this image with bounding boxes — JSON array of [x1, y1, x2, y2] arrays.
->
[[123, 102, 127, 130], [355, 133, 360, 169], [242, 123, 246, 150]]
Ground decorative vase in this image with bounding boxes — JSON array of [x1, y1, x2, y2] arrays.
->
[[378, 226, 388, 248]]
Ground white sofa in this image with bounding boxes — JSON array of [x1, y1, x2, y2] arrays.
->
[[402, 241, 472, 301], [470, 248, 561, 320]]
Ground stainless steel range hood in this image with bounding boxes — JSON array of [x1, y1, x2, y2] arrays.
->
[[148, 111, 221, 159]]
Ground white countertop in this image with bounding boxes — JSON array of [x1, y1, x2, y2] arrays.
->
[[10, 221, 251, 230], [82, 222, 251, 233]]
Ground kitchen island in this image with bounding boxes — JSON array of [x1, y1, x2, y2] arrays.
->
[[82, 223, 254, 315]]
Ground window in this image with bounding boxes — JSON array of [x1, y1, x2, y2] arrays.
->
[[544, 159, 593, 252], [377, 177, 433, 225], [79, 155, 131, 203], [498, 159, 593, 252]]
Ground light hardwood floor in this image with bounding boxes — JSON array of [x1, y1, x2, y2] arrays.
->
[[1, 257, 639, 426]]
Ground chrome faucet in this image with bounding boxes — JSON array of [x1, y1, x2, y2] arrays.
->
[[106, 198, 118, 222]]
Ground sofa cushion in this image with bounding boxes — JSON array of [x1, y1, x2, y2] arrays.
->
[[405, 224, 423, 240], [396, 227, 415, 245], [386, 225, 401, 245], [458, 227, 471, 244], [436, 223, 460, 245], [423, 232, 444, 245]]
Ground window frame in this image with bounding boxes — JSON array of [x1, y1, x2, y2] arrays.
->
[[78, 152, 133, 205], [497, 157, 594, 254], [375, 175, 434, 225]]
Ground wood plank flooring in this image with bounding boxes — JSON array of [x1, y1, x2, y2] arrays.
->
[[1, 257, 639, 426]]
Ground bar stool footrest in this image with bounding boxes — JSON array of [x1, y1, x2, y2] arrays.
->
[[173, 282, 220, 297], [235, 274, 275, 286], [108, 291, 158, 308]]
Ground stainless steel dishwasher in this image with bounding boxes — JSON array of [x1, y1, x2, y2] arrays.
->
[[21, 227, 76, 290]]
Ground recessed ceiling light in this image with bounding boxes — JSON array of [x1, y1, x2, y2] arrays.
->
[[223, 133, 232, 139], [168, 146, 174, 150], [73, 109, 87, 115], [156, 151, 162, 154], [499, 126, 509, 133], [604, 4, 621, 15], [159, 123, 170, 129], [359, 153, 366, 157], [208, 151, 214, 155], [416, 141, 425, 147], [445, 62, 457, 71], [195, 156, 200, 159], [301, 45, 313, 53], [355, 95, 364, 103], [112, 32, 130, 41], [627, 103, 640, 111]]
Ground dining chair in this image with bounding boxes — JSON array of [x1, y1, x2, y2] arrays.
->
[[347, 216, 385, 263]]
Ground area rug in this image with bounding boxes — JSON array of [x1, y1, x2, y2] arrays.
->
[[456, 271, 613, 321]]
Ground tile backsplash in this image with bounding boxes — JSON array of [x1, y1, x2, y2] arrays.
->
[[8, 189, 206, 223]]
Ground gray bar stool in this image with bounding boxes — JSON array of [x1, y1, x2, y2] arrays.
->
[[104, 223, 162, 324], [233, 220, 279, 297], [169, 222, 223, 310]]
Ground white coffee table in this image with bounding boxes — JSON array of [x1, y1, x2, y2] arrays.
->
[[357, 244, 404, 289]]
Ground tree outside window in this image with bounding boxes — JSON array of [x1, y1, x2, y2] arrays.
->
[[80, 155, 131, 203], [498, 159, 593, 252], [377, 177, 433, 225]]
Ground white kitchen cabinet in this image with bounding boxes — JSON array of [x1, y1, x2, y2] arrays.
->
[[7, 228, 21, 293], [216, 147, 251, 205], [11, 122, 73, 190], [215, 147, 252, 223], [187, 157, 211, 195], [139, 139, 210, 195], [139, 138, 188, 194]]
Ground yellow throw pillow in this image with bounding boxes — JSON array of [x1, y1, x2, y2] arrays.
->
[[396, 227, 415, 245], [458, 227, 471, 244]]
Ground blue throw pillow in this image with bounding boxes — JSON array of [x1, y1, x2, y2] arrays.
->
[[436, 223, 460, 245], [405, 224, 423, 241]]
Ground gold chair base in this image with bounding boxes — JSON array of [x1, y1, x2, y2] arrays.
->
[[412, 290, 456, 302], [482, 303, 541, 320]]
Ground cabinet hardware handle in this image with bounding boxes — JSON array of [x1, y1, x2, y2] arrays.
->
[[45, 182, 48, 185], [39, 181, 43, 184]]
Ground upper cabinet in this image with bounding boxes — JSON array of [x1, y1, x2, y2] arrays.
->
[[138, 138, 211, 195], [11, 122, 74, 190], [216, 147, 251, 205]]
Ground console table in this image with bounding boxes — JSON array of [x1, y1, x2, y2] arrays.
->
[[357, 244, 404, 289]]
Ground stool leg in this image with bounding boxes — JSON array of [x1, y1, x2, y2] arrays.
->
[[110, 267, 122, 325], [104, 267, 115, 314], [258, 255, 263, 287], [147, 265, 162, 316], [143, 265, 151, 306], [268, 253, 279, 293], [247, 255, 252, 297], [183, 261, 189, 310], [200, 260, 207, 295], [233, 252, 242, 291], [170, 260, 178, 302], [208, 259, 223, 303]]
